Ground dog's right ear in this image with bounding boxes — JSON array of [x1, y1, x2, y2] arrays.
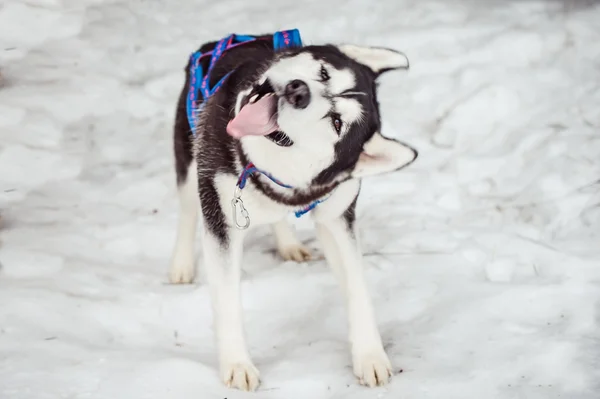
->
[[338, 44, 409, 76], [350, 132, 417, 179]]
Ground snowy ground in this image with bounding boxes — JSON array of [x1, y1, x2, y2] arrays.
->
[[1, 0, 599, 398]]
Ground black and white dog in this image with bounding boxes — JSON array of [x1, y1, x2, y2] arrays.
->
[[167, 31, 417, 391]]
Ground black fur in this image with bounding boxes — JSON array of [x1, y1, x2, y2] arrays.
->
[[343, 187, 360, 234], [173, 63, 194, 185]]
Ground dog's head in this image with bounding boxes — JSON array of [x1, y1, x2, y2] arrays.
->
[[227, 43, 417, 186]]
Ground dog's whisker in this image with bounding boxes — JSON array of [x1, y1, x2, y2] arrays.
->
[[340, 91, 367, 97]]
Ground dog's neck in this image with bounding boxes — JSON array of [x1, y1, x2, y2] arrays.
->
[[235, 141, 340, 208]]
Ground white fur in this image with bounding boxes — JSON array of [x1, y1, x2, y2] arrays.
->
[[202, 227, 260, 391], [240, 134, 335, 189], [338, 44, 409, 73], [327, 67, 356, 94], [327, 68, 364, 133], [313, 190, 392, 387], [234, 86, 253, 115], [266, 53, 324, 88], [168, 160, 199, 284], [335, 97, 364, 132], [351, 132, 417, 178]]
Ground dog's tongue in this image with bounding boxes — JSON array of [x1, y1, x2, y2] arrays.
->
[[226, 95, 279, 138]]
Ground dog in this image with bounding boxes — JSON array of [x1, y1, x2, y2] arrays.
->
[[167, 30, 417, 391]]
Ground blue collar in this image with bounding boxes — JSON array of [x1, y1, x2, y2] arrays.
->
[[232, 163, 335, 230]]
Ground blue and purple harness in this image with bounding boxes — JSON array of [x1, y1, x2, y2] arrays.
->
[[185, 29, 303, 132]]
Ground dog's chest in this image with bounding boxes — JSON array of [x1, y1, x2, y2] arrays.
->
[[213, 173, 292, 227]]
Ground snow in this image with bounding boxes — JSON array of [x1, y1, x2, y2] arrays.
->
[[1, 0, 599, 398]]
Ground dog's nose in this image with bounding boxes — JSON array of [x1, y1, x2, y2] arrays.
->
[[284, 80, 310, 109]]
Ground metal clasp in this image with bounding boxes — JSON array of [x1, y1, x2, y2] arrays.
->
[[231, 188, 250, 230]]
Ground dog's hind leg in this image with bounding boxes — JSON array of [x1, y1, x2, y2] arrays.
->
[[314, 198, 392, 387], [272, 220, 311, 262], [168, 159, 199, 284]]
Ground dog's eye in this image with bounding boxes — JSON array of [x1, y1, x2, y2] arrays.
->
[[320, 65, 330, 82], [331, 114, 342, 133]]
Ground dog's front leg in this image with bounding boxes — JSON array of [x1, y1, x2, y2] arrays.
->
[[315, 214, 392, 387], [202, 227, 260, 391]]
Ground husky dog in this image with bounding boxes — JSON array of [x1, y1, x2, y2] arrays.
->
[[168, 31, 417, 391]]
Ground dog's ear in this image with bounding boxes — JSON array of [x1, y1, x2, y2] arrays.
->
[[338, 44, 409, 75], [351, 132, 417, 179]]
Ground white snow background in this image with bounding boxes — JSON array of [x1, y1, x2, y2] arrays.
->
[[0, 0, 599, 398]]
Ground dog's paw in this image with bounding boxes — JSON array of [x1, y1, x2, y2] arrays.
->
[[222, 361, 260, 391], [168, 255, 195, 284], [353, 349, 392, 388], [278, 244, 312, 262]]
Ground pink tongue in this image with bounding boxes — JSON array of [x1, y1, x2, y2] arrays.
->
[[226, 94, 279, 138]]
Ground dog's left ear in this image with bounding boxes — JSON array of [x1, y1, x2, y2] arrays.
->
[[338, 44, 409, 75], [351, 132, 417, 179]]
